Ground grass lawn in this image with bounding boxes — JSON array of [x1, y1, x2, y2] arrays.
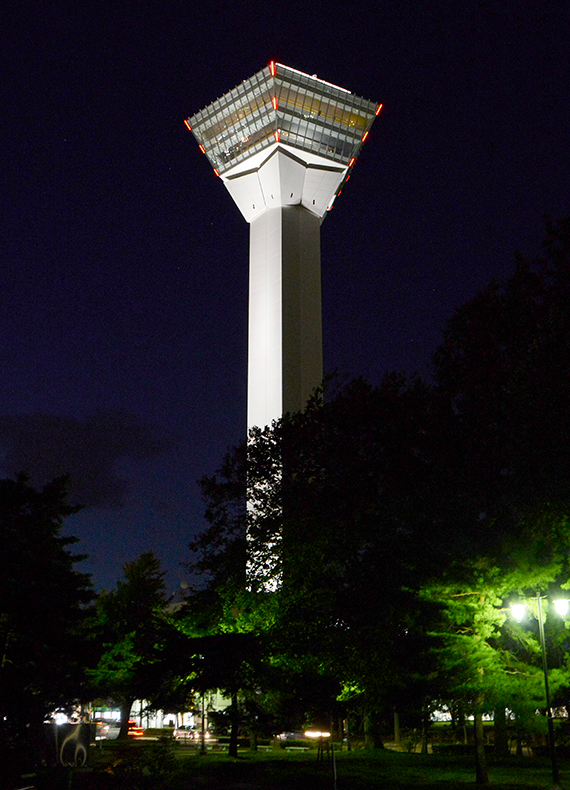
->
[[36, 742, 568, 789]]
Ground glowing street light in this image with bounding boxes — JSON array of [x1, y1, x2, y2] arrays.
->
[[512, 598, 570, 622], [511, 592, 569, 788], [304, 730, 331, 739], [510, 603, 526, 623], [305, 728, 333, 768]]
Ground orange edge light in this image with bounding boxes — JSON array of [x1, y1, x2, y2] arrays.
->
[[274, 130, 280, 142], [199, 144, 206, 154], [184, 119, 192, 131], [348, 157, 355, 167], [361, 131, 369, 142], [272, 96, 278, 110], [269, 60, 276, 76], [213, 168, 220, 177], [375, 103, 383, 116]]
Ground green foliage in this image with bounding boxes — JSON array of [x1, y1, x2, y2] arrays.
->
[[88, 552, 171, 735], [184, 218, 570, 748], [187, 374, 450, 735], [187, 442, 248, 593], [104, 737, 177, 790], [416, 218, 570, 743]]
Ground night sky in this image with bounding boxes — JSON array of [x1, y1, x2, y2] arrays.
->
[[2, 1, 569, 592]]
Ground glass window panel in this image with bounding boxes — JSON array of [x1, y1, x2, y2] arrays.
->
[[190, 63, 377, 172]]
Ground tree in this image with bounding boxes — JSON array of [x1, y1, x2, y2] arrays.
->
[[190, 440, 248, 595], [183, 632, 261, 757], [188, 376, 451, 743], [424, 218, 570, 779], [152, 589, 275, 757], [187, 219, 570, 756], [422, 558, 556, 783], [0, 474, 93, 774], [434, 218, 570, 533], [88, 552, 170, 737]]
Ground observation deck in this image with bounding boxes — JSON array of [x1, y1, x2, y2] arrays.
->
[[187, 62, 380, 222]]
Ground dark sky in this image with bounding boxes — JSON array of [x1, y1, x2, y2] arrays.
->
[[2, 0, 569, 592]]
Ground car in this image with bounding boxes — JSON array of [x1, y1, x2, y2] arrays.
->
[[173, 725, 197, 741], [128, 720, 144, 737], [93, 720, 120, 739], [94, 720, 110, 740], [277, 731, 306, 741], [94, 719, 143, 739]]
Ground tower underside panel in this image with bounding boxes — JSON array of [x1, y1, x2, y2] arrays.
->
[[258, 150, 306, 209], [224, 169, 266, 220], [248, 206, 322, 431], [300, 166, 350, 216], [223, 145, 346, 223]]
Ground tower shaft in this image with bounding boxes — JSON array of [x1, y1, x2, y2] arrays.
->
[[187, 62, 380, 588], [248, 205, 322, 431]]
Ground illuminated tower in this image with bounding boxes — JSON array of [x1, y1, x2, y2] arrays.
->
[[186, 62, 381, 431]]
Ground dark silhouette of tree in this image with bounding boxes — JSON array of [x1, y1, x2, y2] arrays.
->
[[427, 217, 570, 783], [0, 473, 92, 776], [188, 376, 449, 744], [435, 218, 570, 539], [186, 218, 570, 769]]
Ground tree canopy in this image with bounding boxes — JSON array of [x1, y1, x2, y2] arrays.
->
[[0, 474, 93, 768], [88, 552, 171, 737], [181, 219, 570, 774]]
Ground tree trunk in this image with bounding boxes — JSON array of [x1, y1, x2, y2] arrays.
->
[[331, 714, 340, 742], [421, 709, 429, 754], [493, 706, 509, 757], [451, 705, 468, 743], [228, 690, 239, 758], [344, 718, 352, 751], [364, 710, 384, 749], [473, 711, 489, 784], [393, 708, 400, 744], [118, 698, 134, 739], [335, 714, 344, 750], [249, 731, 258, 752]]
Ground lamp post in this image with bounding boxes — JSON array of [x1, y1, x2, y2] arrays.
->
[[200, 693, 207, 755], [305, 729, 331, 761], [305, 729, 336, 789], [511, 593, 569, 788]]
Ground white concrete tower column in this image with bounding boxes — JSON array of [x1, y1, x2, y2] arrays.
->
[[248, 204, 321, 431]]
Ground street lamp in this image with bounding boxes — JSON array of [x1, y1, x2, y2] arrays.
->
[[305, 729, 337, 789], [305, 729, 331, 759], [511, 593, 569, 788]]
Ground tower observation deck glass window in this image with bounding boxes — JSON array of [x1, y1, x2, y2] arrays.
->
[[188, 63, 378, 176]]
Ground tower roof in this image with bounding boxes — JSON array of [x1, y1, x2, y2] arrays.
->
[[187, 62, 380, 178]]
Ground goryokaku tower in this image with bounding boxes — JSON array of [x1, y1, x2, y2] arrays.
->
[[187, 61, 380, 432]]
